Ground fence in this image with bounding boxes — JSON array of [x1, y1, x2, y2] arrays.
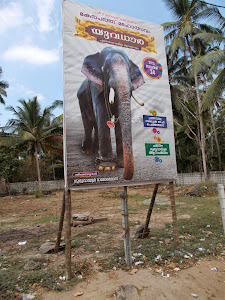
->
[[8, 180, 64, 194], [1, 171, 225, 195], [176, 171, 225, 185]]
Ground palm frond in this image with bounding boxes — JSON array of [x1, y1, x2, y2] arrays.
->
[[193, 32, 225, 43], [201, 68, 225, 112], [50, 100, 63, 109], [193, 49, 225, 73], [22, 131, 36, 142], [42, 144, 63, 157]]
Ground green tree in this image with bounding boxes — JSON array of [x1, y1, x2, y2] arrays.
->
[[191, 31, 225, 170], [193, 32, 225, 110], [162, 0, 224, 179], [5, 96, 62, 190], [0, 67, 9, 105]]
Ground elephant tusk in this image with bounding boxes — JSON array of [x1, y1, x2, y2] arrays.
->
[[132, 94, 144, 106], [109, 88, 115, 104]]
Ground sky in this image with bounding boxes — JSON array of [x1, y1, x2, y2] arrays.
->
[[0, 0, 224, 126]]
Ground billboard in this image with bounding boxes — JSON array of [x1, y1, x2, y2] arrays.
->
[[62, 0, 177, 189]]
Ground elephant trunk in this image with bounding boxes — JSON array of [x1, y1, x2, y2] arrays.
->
[[118, 101, 134, 180]]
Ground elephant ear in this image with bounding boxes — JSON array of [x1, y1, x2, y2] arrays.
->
[[81, 53, 103, 86], [129, 60, 145, 90]]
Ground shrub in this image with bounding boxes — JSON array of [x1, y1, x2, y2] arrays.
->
[[10, 189, 18, 195], [34, 187, 42, 198], [22, 187, 27, 194]]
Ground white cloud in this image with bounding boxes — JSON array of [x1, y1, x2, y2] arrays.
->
[[25, 91, 45, 101], [36, 93, 45, 101], [18, 88, 45, 101], [3, 45, 59, 65], [34, 0, 55, 32], [0, 2, 24, 34], [8, 81, 45, 102], [24, 16, 35, 26]]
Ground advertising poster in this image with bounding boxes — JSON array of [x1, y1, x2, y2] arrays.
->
[[62, 0, 177, 188]]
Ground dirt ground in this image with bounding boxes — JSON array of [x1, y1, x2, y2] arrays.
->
[[45, 258, 225, 300], [0, 185, 224, 299]]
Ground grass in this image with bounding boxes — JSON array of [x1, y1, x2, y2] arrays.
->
[[0, 184, 224, 298], [28, 215, 60, 226], [0, 215, 60, 230], [0, 256, 91, 298], [94, 192, 225, 272]]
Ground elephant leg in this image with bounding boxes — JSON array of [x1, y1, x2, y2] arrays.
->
[[92, 90, 116, 171], [95, 128, 116, 171], [77, 80, 97, 154], [80, 112, 94, 154], [92, 119, 99, 153]]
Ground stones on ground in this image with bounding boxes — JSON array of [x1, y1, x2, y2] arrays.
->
[[135, 225, 150, 238], [73, 214, 89, 221], [24, 261, 41, 271], [72, 214, 93, 227], [39, 241, 65, 254], [115, 285, 140, 300]]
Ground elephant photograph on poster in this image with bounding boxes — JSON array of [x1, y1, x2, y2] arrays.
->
[[77, 47, 145, 180]]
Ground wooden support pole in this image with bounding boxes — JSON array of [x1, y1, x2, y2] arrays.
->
[[65, 188, 72, 280], [169, 181, 179, 248], [55, 190, 66, 253], [142, 183, 159, 238], [120, 186, 132, 267]]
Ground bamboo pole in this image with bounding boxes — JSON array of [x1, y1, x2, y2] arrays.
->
[[65, 188, 72, 280], [55, 190, 66, 253], [142, 184, 159, 238], [169, 181, 179, 248], [120, 186, 132, 267]]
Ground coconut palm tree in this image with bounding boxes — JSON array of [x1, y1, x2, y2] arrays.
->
[[166, 45, 204, 172], [5, 96, 62, 191], [194, 38, 225, 170], [193, 32, 225, 111], [162, 0, 224, 180], [0, 67, 9, 105]]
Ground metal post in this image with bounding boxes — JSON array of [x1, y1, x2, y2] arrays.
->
[[65, 188, 72, 279], [218, 184, 225, 235], [142, 184, 159, 238], [120, 186, 132, 267], [169, 181, 179, 248]]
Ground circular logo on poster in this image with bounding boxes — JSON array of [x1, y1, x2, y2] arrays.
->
[[143, 57, 162, 79]]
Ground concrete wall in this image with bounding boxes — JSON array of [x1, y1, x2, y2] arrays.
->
[[8, 180, 64, 194], [176, 171, 225, 185], [1, 171, 225, 195]]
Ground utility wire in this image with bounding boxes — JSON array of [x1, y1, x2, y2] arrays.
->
[[200, 1, 225, 9]]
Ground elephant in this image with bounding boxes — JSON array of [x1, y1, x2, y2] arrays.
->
[[77, 47, 145, 180]]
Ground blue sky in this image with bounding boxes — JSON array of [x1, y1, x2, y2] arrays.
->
[[0, 0, 224, 126]]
